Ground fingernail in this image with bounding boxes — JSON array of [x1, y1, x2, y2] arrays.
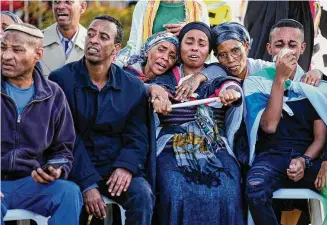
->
[[117, 193, 120, 196], [108, 189, 112, 192], [111, 193, 115, 196]]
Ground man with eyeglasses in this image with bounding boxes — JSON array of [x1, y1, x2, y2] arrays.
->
[[40, 0, 87, 78]]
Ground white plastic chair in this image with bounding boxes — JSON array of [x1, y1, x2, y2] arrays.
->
[[102, 195, 126, 225], [248, 188, 327, 225], [4, 209, 48, 225]]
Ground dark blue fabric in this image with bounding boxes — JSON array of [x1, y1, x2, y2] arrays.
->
[[157, 149, 245, 225], [49, 58, 155, 191], [246, 149, 322, 225], [256, 98, 321, 154], [98, 177, 155, 225], [1, 177, 82, 225], [1, 67, 75, 179]]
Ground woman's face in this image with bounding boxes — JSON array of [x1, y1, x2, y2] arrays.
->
[[216, 39, 249, 79], [1, 14, 15, 39], [180, 29, 209, 69], [145, 41, 177, 76]]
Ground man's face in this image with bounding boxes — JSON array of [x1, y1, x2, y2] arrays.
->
[[84, 19, 121, 65], [53, 0, 86, 29], [267, 27, 306, 61], [1, 32, 41, 78]]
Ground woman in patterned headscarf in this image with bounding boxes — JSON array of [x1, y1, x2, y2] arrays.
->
[[123, 31, 179, 83]]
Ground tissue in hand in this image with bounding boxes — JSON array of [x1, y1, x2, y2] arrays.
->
[[272, 48, 293, 62]]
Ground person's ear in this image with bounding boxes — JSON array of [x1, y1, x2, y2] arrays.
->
[[35, 47, 44, 61], [113, 43, 121, 55], [266, 42, 273, 56], [300, 42, 306, 55], [243, 42, 250, 54], [80, 1, 87, 14]]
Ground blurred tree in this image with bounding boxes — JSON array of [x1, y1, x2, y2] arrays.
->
[[26, 1, 134, 47]]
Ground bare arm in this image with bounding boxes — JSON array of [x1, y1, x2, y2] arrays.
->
[[304, 119, 327, 160]]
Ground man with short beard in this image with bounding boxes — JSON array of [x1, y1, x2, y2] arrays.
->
[[1, 23, 81, 225], [49, 15, 155, 225], [41, 0, 87, 78]]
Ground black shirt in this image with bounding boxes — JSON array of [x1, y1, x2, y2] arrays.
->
[[256, 98, 321, 153]]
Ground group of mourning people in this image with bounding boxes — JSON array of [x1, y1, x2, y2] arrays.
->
[[1, 1, 327, 225]]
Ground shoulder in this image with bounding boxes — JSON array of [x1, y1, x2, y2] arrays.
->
[[49, 61, 80, 87]]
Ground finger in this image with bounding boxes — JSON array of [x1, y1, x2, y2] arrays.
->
[[116, 177, 127, 197], [181, 87, 191, 101], [163, 24, 179, 29], [108, 173, 118, 193], [99, 200, 106, 219], [167, 27, 182, 34], [111, 175, 124, 196], [123, 177, 132, 192], [93, 201, 102, 218], [47, 166, 60, 178], [313, 78, 319, 87], [85, 202, 91, 215], [322, 177, 326, 189], [32, 170, 49, 184], [175, 86, 186, 100], [88, 202, 95, 216], [37, 168, 54, 182]]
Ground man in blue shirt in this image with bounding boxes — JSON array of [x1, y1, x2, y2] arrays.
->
[[49, 15, 155, 225]]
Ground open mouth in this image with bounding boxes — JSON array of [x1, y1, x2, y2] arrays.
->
[[155, 62, 167, 70], [57, 13, 69, 20], [87, 46, 99, 54], [189, 55, 200, 61]]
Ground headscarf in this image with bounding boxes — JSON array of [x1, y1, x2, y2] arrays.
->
[[211, 22, 250, 55], [127, 31, 179, 66], [179, 22, 214, 53], [1, 11, 23, 23]]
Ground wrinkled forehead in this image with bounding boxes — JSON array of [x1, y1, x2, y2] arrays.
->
[[270, 27, 303, 42], [2, 31, 30, 46], [88, 19, 117, 36], [183, 29, 208, 42]]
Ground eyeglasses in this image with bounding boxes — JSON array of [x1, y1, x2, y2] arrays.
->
[[217, 47, 242, 62]]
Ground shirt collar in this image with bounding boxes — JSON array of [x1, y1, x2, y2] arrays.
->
[[57, 26, 78, 43], [77, 58, 122, 91]]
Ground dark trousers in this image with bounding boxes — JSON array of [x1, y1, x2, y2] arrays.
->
[[81, 177, 155, 225], [245, 149, 322, 225]]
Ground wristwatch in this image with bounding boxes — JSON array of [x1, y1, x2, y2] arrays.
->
[[298, 155, 313, 169]]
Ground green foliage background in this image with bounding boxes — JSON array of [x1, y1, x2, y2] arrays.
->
[[27, 2, 134, 47]]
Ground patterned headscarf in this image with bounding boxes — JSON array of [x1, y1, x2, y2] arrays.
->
[[212, 22, 251, 55], [1, 11, 23, 23], [127, 31, 179, 66]]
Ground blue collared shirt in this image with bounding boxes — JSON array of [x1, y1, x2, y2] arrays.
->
[[57, 27, 78, 58]]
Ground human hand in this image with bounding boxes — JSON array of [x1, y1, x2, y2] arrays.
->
[[175, 73, 204, 102], [275, 52, 297, 81], [107, 168, 132, 197], [31, 166, 62, 184], [287, 158, 305, 182], [149, 85, 169, 102], [83, 188, 106, 219], [219, 89, 241, 106], [301, 69, 323, 86], [0, 192, 4, 198], [153, 98, 172, 115], [315, 161, 327, 191], [164, 22, 186, 36]]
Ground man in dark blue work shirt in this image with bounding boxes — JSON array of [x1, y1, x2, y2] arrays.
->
[[49, 15, 154, 225]]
